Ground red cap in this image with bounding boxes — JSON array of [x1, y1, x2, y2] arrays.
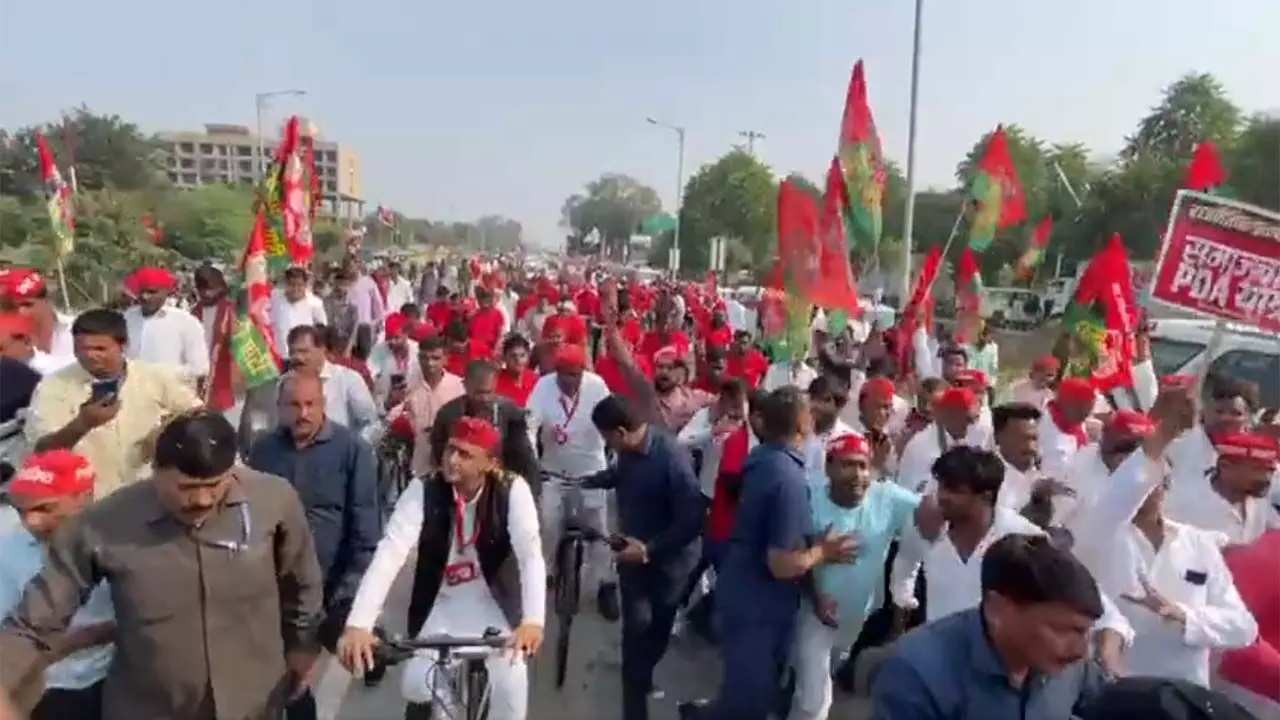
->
[[554, 343, 587, 373], [408, 319, 436, 342], [860, 377, 896, 401], [451, 416, 501, 455], [653, 345, 683, 366], [1216, 432, 1280, 467], [952, 369, 989, 388], [1056, 377, 1097, 405], [1108, 409, 1154, 438], [8, 450, 95, 500], [0, 269, 46, 300], [827, 433, 870, 459], [1032, 356, 1061, 373], [129, 266, 177, 292], [935, 386, 978, 412], [384, 312, 408, 337]]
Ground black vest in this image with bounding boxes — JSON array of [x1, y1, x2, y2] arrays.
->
[[406, 472, 525, 637]]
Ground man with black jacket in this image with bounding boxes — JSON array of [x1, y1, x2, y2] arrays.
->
[[430, 359, 540, 495]]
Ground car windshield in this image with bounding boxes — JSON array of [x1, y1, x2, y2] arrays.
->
[[1149, 337, 1206, 378]]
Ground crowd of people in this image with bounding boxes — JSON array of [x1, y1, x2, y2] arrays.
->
[[0, 252, 1276, 720]]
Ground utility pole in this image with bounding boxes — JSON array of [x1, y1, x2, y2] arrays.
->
[[739, 129, 766, 154]]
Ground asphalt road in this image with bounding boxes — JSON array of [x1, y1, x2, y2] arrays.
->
[[315, 558, 874, 719]]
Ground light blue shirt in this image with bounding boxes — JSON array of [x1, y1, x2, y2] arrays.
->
[[0, 507, 115, 690], [809, 480, 919, 635]]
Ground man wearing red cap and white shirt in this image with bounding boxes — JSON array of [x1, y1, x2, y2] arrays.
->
[[1072, 385, 1257, 687], [367, 312, 419, 404], [121, 266, 209, 385], [1038, 377, 1098, 482], [0, 269, 75, 368], [896, 385, 992, 494], [1166, 376, 1263, 493], [0, 451, 114, 719], [525, 343, 619, 613], [1164, 430, 1280, 545], [1056, 409, 1157, 530], [337, 417, 545, 720]]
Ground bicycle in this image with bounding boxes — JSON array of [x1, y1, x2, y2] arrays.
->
[[376, 431, 415, 519], [543, 470, 624, 689], [374, 627, 510, 720]]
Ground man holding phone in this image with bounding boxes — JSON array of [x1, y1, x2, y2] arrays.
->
[[24, 309, 199, 498]]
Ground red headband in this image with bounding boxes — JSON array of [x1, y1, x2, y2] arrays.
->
[[0, 269, 45, 300], [1056, 377, 1096, 405], [860, 377, 896, 401], [0, 311, 32, 337], [1108, 409, 1154, 438], [8, 450, 95, 500], [827, 433, 870, 459], [1216, 432, 1279, 467], [1032, 355, 1061, 373], [130, 266, 177, 292], [385, 312, 408, 337], [554, 343, 587, 373], [952, 369, 989, 388], [935, 387, 978, 412], [451, 416, 501, 454]]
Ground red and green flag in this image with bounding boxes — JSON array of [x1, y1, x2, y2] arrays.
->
[[1015, 214, 1054, 281], [762, 179, 822, 360], [253, 116, 313, 271], [967, 125, 1027, 252], [35, 132, 75, 259], [1058, 233, 1138, 392], [836, 60, 886, 254], [205, 209, 284, 411], [955, 247, 984, 342]]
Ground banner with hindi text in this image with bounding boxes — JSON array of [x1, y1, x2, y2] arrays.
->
[[1150, 191, 1280, 333]]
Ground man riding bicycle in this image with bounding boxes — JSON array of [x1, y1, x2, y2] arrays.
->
[[337, 416, 545, 720], [525, 343, 620, 618]]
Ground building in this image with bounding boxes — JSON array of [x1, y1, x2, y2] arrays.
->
[[157, 121, 364, 220]]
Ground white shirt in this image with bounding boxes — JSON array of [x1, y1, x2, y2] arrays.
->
[[0, 507, 115, 690], [49, 312, 75, 360], [896, 421, 993, 493], [891, 505, 1135, 644], [526, 372, 611, 478], [346, 476, 545, 633], [366, 339, 419, 401], [385, 276, 415, 313], [761, 360, 818, 393], [1164, 471, 1280, 546], [29, 350, 72, 376], [123, 306, 210, 382], [1038, 410, 1084, 482], [1073, 452, 1257, 686], [996, 454, 1041, 515], [270, 291, 327, 353], [1056, 444, 1112, 530]]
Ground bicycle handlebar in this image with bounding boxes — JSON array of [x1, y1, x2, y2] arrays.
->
[[373, 628, 510, 666]]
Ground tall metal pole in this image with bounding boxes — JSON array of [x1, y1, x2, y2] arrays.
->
[[255, 94, 266, 181], [674, 127, 686, 272], [739, 130, 766, 154], [899, 0, 924, 307]]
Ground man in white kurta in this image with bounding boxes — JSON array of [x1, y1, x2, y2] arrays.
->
[[339, 418, 545, 719], [122, 267, 209, 385], [897, 386, 992, 494], [525, 344, 616, 593], [1165, 430, 1280, 546], [1037, 377, 1098, 483], [1072, 413, 1257, 686]]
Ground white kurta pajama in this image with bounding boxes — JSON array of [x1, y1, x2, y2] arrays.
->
[[1072, 452, 1257, 686], [895, 420, 993, 494], [347, 478, 545, 719]]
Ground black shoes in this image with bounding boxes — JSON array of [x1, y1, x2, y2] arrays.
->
[[597, 582, 620, 622]]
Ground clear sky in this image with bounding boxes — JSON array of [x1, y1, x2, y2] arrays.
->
[[3, 0, 1279, 250]]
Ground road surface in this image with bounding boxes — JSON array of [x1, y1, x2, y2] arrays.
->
[[315, 558, 874, 719]]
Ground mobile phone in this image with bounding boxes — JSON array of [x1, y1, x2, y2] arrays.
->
[[390, 373, 406, 387], [90, 378, 120, 402]]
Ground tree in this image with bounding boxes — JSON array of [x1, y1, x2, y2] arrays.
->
[[1225, 114, 1280, 211], [561, 173, 663, 256], [473, 214, 523, 251], [1124, 73, 1241, 162], [677, 149, 778, 274], [155, 184, 256, 262], [0, 107, 166, 198]]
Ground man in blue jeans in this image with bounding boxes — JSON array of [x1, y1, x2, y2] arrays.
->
[[680, 386, 858, 720]]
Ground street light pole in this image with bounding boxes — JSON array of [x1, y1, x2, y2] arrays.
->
[[647, 117, 687, 273], [739, 129, 766, 154], [899, 0, 924, 306], [254, 89, 307, 180]]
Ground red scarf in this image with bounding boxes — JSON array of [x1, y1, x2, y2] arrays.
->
[[1046, 401, 1087, 446]]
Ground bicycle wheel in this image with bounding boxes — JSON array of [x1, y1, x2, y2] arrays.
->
[[462, 658, 491, 720], [552, 537, 582, 689]]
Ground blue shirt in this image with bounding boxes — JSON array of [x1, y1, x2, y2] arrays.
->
[[871, 607, 1106, 720], [810, 480, 919, 633], [718, 442, 810, 623], [246, 420, 382, 601], [0, 507, 115, 690], [593, 429, 704, 584]]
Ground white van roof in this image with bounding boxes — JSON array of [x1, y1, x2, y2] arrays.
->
[[1148, 318, 1280, 354]]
